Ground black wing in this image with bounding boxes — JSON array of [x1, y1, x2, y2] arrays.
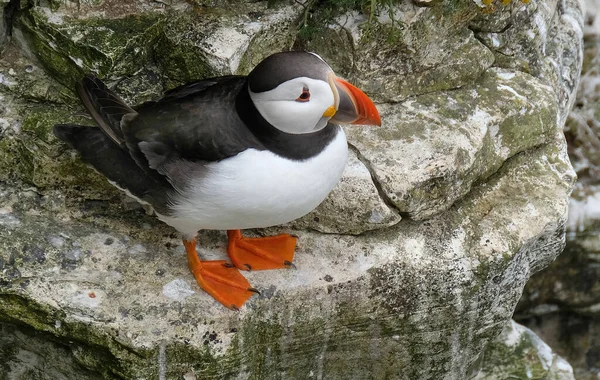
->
[[76, 75, 136, 148], [159, 75, 242, 101], [123, 75, 264, 175], [54, 75, 264, 209]]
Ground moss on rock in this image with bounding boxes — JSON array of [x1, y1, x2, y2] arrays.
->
[[475, 321, 575, 379], [298, 1, 491, 102], [15, 7, 163, 88], [0, 103, 118, 199]]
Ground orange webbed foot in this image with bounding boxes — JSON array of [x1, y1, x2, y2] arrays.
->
[[227, 230, 297, 271], [184, 238, 258, 310]]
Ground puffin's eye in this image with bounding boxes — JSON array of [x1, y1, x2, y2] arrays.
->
[[296, 87, 310, 102]]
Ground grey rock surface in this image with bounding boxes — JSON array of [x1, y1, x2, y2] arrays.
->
[[300, 3, 495, 103], [475, 320, 575, 380], [0, 132, 575, 379], [346, 68, 558, 220], [0, 322, 105, 380], [0, 0, 583, 378], [516, 1, 600, 378]]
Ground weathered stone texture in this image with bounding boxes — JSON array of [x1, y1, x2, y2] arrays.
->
[[0, 0, 583, 378], [300, 4, 494, 103], [516, 1, 600, 378], [346, 68, 558, 220], [0, 131, 575, 379], [475, 321, 575, 380]]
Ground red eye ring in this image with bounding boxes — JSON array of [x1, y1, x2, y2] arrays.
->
[[296, 87, 310, 102]]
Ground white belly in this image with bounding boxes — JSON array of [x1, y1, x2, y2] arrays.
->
[[158, 129, 348, 237]]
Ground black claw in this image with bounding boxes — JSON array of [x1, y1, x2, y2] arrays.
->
[[290, 234, 299, 239], [284, 260, 297, 269], [231, 305, 240, 311], [248, 287, 261, 295], [223, 263, 235, 268], [244, 264, 252, 271]]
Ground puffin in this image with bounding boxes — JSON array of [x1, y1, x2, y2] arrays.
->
[[53, 51, 381, 309]]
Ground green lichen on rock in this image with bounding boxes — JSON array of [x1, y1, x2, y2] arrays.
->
[[346, 68, 558, 220], [155, 1, 302, 84], [152, 11, 221, 86], [475, 321, 575, 380], [0, 102, 117, 199], [235, 15, 298, 75], [0, 0, 9, 52], [12, 1, 303, 92], [14, 7, 164, 88], [298, 0, 492, 102], [0, 322, 109, 380]]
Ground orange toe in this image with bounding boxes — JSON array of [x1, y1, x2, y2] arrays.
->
[[227, 230, 297, 271], [191, 260, 257, 309], [184, 238, 257, 309]]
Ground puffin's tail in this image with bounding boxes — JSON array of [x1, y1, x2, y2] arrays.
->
[[53, 124, 131, 172], [53, 124, 168, 206], [75, 75, 137, 147]]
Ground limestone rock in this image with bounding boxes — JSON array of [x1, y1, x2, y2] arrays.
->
[[298, 2, 495, 103], [472, 0, 584, 125], [1, 0, 583, 228], [0, 131, 575, 379], [0, 130, 572, 379], [298, 0, 583, 220], [0, 46, 119, 200], [0, 0, 583, 378], [346, 68, 558, 220], [12, 0, 303, 94], [475, 320, 575, 380], [516, 2, 600, 378]]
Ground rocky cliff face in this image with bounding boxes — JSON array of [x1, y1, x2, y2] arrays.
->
[[0, 0, 582, 379], [516, 1, 600, 379]]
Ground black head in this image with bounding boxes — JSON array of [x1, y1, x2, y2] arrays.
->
[[246, 51, 381, 135], [247, 51, 333, 94]]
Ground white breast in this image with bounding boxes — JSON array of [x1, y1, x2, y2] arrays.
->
[[157, 128, 348, 237]]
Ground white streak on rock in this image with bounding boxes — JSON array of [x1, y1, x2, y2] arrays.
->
[[48, 236, 65, 248], [162, 279, 195, 301], [497, 85, 528, 102]]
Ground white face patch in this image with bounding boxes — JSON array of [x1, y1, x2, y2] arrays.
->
[[249, 77, 335, 134]]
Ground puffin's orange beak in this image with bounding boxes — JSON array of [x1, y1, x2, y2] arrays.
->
[[326, 75, 381, 126]]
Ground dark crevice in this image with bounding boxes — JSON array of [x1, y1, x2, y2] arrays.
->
[[470, 28, 491, 49], [347, 142, 409, 220], [468, 25, 501, 67], [349, 134, 557, 229], [468, 18, 514, 35], [474, 141, 550, 190], [470, 26, 517, 61], [3, 0, 20, 39], [467, 26, 536, 78]]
